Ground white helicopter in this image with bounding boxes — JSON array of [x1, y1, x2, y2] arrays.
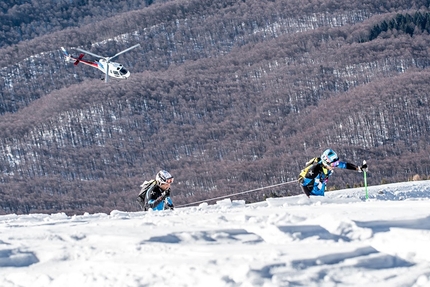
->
[[61, 44, 140, 82]]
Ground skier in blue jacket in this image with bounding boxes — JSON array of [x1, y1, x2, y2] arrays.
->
[[298, 149, 367, 197], [137, 170, 174, 211]]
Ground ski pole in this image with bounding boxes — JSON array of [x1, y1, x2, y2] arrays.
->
[[363, 160, 368, 200]]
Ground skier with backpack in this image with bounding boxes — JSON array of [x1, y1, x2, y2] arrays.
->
[[137, 170, 175, 211], [298, 149, 368, 197]]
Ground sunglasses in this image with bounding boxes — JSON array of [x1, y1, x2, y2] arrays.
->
[[328, 160, 339, 167]]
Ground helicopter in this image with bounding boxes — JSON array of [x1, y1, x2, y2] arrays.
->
[[61, 44, 140, 83]]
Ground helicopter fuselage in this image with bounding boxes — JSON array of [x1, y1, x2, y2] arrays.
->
[[96, 59, 130, 79]]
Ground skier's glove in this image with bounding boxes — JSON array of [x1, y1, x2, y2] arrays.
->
[[314, 178, 323, 189], [151, 194, 167, 208], [358, 163, 368, 172]]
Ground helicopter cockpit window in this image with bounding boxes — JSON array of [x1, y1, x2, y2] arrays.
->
[[113, 71, 120, 76], [119, 67, 128, 75]]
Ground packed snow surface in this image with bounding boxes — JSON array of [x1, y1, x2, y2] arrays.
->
[[1, 181, 430, 287]]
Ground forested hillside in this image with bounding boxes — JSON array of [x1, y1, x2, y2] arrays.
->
[[1, 0, 430, 215], [0, 0, 170, 47]]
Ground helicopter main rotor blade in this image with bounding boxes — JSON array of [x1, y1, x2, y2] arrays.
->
[[75, 48, 105, 60], [105, 61, 109, 83], [108, 44, 141, 61]]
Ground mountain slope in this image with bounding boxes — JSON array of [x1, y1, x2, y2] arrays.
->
[[0, 0, 429, 214]]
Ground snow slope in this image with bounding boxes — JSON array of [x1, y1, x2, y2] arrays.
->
[[1, 180, 430, 287]]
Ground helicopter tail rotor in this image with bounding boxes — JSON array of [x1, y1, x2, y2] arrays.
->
[[61, 47, 73, 63], [74, 54, 85, 66]]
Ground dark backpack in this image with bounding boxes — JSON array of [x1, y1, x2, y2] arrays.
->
[[137, 180, 157, 211], [298, 157, 320, 181]]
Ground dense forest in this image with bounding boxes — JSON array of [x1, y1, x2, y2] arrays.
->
[[0, 0, 429, 215]]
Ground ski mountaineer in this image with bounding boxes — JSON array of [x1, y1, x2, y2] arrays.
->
[[298, 149, 368, 197], [137, 170, 175, 211]]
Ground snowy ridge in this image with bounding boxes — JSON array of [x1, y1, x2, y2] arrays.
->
[[1, 181, 430, 287]]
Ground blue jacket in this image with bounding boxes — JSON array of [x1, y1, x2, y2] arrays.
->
[[146, 184, 174, 210], [300, 160, 357, 196]]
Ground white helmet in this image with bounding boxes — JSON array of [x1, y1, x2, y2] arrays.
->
[[321, 149, 339, 167], [156, 170, 174, 185]]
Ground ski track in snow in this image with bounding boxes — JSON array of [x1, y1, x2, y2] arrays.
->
[[1, 181, 430, 287]]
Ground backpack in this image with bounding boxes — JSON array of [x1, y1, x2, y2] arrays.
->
[[137, 180, 157, 211], [298, 157, 320, 181]]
